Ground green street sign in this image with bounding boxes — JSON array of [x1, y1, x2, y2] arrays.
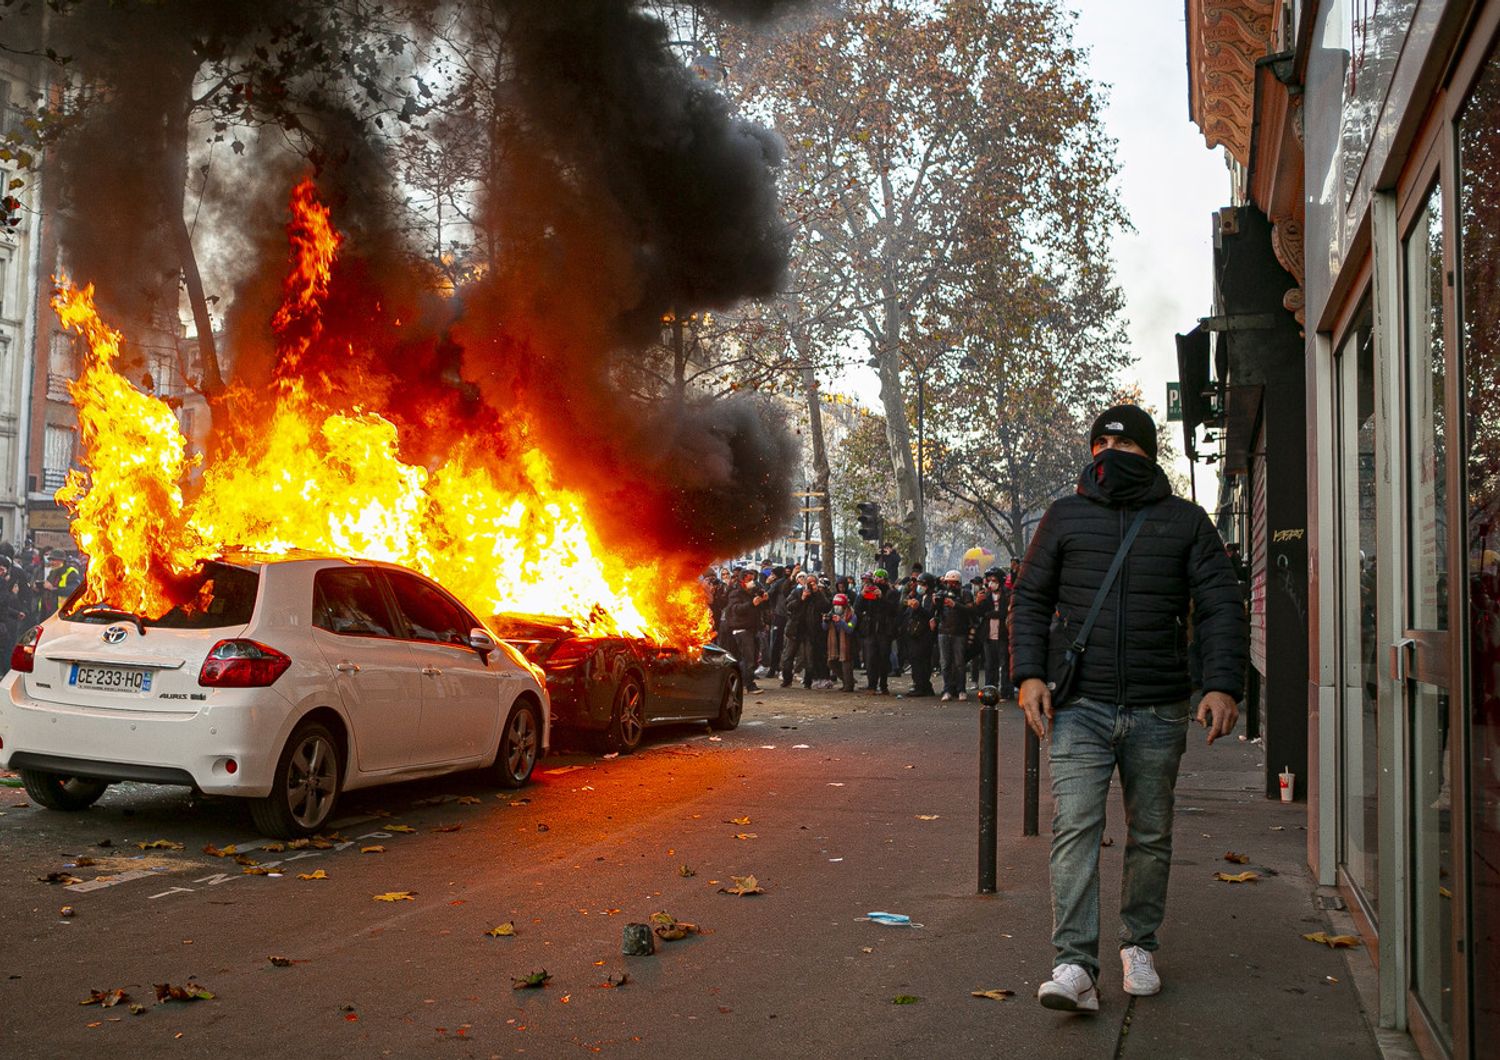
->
[[1166, 381, 1183, 422]]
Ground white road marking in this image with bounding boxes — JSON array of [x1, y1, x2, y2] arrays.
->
[[66, 868, 166, 893]]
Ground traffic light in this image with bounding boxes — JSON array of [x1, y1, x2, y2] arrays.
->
[[856, 501, 882, 541]]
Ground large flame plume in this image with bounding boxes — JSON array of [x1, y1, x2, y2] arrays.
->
[[53, 180, 712, 645]]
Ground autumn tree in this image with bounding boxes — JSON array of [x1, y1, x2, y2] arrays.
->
[[719, 0, 1129, 567]]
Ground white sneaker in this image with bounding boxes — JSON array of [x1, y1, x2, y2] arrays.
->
[[957, 692, 968, 702], [1038, 963, 1099, 1012], [1120, 946, 1161, 996], [940, 693, 953, 702]]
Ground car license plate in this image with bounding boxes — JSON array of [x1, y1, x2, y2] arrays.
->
[[69, 664, 153, 693]]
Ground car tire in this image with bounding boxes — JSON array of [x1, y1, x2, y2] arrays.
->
[[249, 720, 342, 838], [605, 674, 646, 754], [20, 770, 109, 811], [493, 698, 541, 789], [708, 669, 743, 731]]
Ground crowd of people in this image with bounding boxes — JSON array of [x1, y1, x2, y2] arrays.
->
[[0, 542, 83, 667], [703, 547, 1022, 702]]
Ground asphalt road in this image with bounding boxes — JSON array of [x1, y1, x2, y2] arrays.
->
[[0, 685, 1377, 1059]]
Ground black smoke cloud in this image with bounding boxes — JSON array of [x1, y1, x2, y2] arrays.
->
[[19, 0, 805, 561]]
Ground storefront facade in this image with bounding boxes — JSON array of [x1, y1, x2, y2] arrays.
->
[[1189, 1, 1500, 1055]]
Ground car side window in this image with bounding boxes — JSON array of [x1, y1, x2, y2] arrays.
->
[[312, 569, 400, 638], [386, 572, 472, 647]]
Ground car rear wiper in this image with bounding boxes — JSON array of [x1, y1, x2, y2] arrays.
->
[[70, 605, 147, 637]]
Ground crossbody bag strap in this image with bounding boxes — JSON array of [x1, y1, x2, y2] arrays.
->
[[1069, 506, 1151, 653]]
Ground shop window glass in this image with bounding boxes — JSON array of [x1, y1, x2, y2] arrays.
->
[[1460, 41, 1500, 1051]]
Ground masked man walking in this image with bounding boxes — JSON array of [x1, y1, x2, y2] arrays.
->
[[1008, 404, 1247, 1013]]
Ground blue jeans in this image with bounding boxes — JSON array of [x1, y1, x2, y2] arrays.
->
[[1047, 695, 1189, 979], [937, 633, 966, 695]]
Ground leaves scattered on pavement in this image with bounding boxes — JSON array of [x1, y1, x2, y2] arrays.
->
[[431, 823, 462, 833], [734, 832, 758, 841], [1213, 871, 1260, 883], [202, 844, 237, 858], [678, 864, 696, 877], [154, 982, 214, 1002], [485, 923, 516, 937], [80, 988, 128, 1008], [39, 871, 81, 885], [649, 912, 701, 941], [726, 816, 752, 825], [361, 845, 385, 854], [241, 865, 275, 876], [373, 891, 416, 902], [915, 814, 940, 821], [971, 989, 1015, 1001], [297, 870, 328, 881], [1303, 931, 1361, 949], [511, 970, 551, 990], [719, 874, 765, 896], [1223, 851, 1250, 864], [136, 839, 183, 851], [386, 825, 416, 834]]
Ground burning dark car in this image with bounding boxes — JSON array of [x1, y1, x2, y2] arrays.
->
[[489, 614, 742, 752]]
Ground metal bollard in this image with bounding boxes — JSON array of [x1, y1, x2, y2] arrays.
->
[[1023, 722, 1040, 837], [977, 685, 1000, 893]]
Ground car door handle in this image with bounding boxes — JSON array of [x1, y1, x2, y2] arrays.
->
[[335, 661, 361, 674], [422, 666, 443, 676]]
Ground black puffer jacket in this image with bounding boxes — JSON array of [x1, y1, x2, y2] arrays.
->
[[1008, 459, 1247, 706]]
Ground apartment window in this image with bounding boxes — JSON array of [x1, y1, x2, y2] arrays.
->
[[42, 425, 75, 493]]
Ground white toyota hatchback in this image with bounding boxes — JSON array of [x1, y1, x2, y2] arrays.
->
[[0, 553, 550, 836]]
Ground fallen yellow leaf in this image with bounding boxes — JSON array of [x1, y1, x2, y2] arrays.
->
[[361, 845, 385, 854], [297, 870, 328, 881], [373, 891, 416, 902], [136, 839, 184, 851], [1223, 851, 1250, 864], [971, 989, 1015, 1001], [485, 923, 516, 937], [1439, 886, 1453, 899], [1213, 871, 1260, 883], [386, 825, 416, 834], [726, 816, 752, 826], [734, 833, 758, 841], [202, 844, 236, 858], [241, 865, 274, 876], [261, 842, 285, 853], [1302, 931, 1361, 948], [915, 815, 940, 821], [719, 874, 765, 896]]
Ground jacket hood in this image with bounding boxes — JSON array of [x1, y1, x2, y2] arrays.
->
[[1075, 452, 1174, 508]]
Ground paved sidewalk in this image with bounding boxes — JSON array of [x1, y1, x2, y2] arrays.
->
[[745, 675, 1383, 1060]]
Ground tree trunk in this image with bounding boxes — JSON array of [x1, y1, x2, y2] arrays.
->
[[873, 288, 925, 566], [799, 362, 836, 575], [163, 88, 223, 398]]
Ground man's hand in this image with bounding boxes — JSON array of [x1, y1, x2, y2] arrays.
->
[[1195, 691, 1239, 744], [944, 597, 956, 608], [1019, 678, 1052, 740]]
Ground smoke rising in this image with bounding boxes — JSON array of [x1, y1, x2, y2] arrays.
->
[[26, 0, 804, 562]]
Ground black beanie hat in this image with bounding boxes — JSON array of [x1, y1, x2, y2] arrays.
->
[[1089, 404, 1158, 462]]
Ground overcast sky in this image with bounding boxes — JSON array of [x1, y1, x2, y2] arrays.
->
[[833, 0, 1229, 499]]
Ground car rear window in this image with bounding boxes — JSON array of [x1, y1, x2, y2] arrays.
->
[[61, 561, 260, 629]]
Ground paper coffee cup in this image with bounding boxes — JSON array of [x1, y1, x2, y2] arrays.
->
[[1279, 768, 1295, 803]]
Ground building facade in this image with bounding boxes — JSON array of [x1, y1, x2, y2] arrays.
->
[[1187, 1, 1500, 1056]]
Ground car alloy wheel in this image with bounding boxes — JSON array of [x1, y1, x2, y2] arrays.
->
[[709, 670, 743, 731], [609, 676, 646, 753], [252, 721, 343, 837], [497, 701, 540, 788], [285, 729, 339, 830]]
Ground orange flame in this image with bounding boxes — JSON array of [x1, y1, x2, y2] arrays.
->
[[52, 182, 712, 645]]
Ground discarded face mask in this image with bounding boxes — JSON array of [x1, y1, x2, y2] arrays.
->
[[861, 911, 923, 928]]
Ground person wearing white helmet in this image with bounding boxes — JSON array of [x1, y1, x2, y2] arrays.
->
[[934, 569, 973, 702]]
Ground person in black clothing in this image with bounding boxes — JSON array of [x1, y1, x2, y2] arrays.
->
[[781, 573, 828, 688], [901, 572, 937, 697], [933, 569, 973, 701], [1009, 403, 1247, 1013], [720, 568, 770, 693], [764, 566, 792, 678], [974, 566, 1012, 698], [855, 569, 898, 694]]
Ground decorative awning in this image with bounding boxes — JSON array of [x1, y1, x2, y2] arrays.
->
[[1185, 0, 1277, 166]]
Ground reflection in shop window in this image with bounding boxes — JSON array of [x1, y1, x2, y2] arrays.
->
[[1460, 41, 1500, 1050], [1405, 183, 1447, 630]]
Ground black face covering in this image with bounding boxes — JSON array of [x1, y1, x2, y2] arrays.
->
[[1088, 448, 1159, 503]]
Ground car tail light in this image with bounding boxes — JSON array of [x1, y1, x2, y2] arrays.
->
[[541, 637, 591, 670], [10, 625, 42, 673], [198, 639, 291, 688]]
